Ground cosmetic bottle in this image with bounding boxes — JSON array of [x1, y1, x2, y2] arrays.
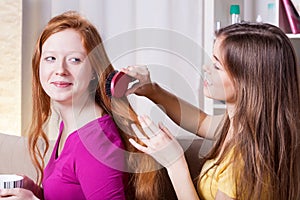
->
[[266, 2, 276, 25], [230, 4, 241, 24]]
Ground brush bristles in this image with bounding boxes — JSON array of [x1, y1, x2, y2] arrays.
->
[[105, 70, 118, 98]]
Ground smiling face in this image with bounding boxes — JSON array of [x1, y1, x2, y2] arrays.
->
[[203, 37, 235, 103], [39, 29, 94, 105]]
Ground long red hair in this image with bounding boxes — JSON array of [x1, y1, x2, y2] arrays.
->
[[28, 11, 165, 199]]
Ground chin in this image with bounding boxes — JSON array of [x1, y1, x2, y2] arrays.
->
[[204, 92, 226, 102], [203, 88, 213, 99], [51, 96, 73, 104]]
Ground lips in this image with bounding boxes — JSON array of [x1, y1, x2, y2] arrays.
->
[[203, 71, 212, 87], [51, 81, 73, 88], [203, 78, 212, 87]]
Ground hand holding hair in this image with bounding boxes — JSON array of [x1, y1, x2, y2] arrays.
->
[[129, 115, 184, 168]]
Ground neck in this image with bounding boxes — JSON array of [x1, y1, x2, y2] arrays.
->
[[226, 102, 235, 120], [53, 97, 104, 135], [225, 102, 236, 141]]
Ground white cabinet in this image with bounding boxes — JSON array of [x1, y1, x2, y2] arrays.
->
[[203, 0, 300, 115]]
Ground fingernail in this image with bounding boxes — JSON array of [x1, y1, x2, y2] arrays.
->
[[137, 115, 142, 121], [142, 115, 149, 120], [143, 116, 151, 123], [141, 115, 148, 122], [158, 122, 163, 127]]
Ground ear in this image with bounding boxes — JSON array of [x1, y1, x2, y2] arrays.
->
[[91, 71, 97, 80]]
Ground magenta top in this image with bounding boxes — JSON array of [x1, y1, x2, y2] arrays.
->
[[43, 115, 126, 200]]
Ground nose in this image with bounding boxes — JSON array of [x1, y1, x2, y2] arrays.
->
[[55, 60, 69, 76]]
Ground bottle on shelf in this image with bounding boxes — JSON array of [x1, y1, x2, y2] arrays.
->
[[266, 2, 276, 25], [230, 4, 241, 24], [256, 15, 263, 23]]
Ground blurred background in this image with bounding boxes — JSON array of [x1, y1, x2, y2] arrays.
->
[[2, 0, 298, 140]]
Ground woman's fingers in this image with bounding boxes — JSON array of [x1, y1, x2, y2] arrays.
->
[[0, 188, 38, 200], [139, 116, 161, 138], [126, 65, 149, 75], [130, 124, 152, 145], [131, 124, 147, 139], [128, 138, 149, 154], [0, 188, 20, 198], [121, 65, 155, 97], [130, 115, 184, 167], [124, 82, 141, 96], [158, 122, 174, 140], [121, 65, 149, 79]]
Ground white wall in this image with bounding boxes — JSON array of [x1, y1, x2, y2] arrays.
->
[[22, 0, 205, 139], [0, 0, 22, 135], [22, 0, 52, 135]]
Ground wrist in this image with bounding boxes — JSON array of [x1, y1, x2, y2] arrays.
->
[[144, 82, 162, 101], [166, 156, 189, 175]]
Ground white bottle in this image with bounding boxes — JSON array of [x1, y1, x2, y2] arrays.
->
[[230, 4, 241, 24], [266, 2, 276, 25], [256, 15, 263, 23]]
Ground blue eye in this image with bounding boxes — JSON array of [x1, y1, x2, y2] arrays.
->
[[44, 56, 56, 62], [70, 58, 82, 63], [213, 64, 220, 70]]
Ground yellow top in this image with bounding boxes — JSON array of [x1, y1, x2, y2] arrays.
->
[[198, 149, 237, 200]]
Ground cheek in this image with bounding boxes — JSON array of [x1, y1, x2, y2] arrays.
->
[[39, 65, 53, 92], [222, 79, 235, 102], [212, 72, 227, 89], [39, 66, 49, 83], [75, 69, 93, 90]]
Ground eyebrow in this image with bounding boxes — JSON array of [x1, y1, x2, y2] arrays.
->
[[213, 54, 225, 70], [42, 51, 87, 56], [213, 55, 221, 62]]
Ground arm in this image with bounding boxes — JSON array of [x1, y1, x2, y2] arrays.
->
[[167, 157, 200, 200], [123, 66, 223, 140]]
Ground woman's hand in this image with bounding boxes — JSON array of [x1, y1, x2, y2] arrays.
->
[[0, 188, 39, 199], [0, 175, 43, 200], [129, 115, 184, 168], [130, 116, 200, 200], [121, 65, 155, 97], [22, 176, 36, 192]]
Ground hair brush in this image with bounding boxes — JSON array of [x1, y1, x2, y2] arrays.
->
[[105, 70, 133, 98]]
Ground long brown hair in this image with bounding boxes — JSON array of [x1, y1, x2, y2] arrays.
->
[[200, 22, 300, 199], [28, 11, 164, 199]]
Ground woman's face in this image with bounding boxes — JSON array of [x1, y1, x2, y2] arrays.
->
[[203, 37, 235, 103], [39, 29, 94, 105]]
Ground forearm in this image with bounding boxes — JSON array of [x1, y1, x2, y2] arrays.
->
[[166, 156, 200, 200], [145, 83, 207, 135]]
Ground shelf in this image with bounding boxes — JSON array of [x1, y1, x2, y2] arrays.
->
[[203, 0, 300, 115], [287, 34, 300, 38], [213, 104, 226, 109]]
